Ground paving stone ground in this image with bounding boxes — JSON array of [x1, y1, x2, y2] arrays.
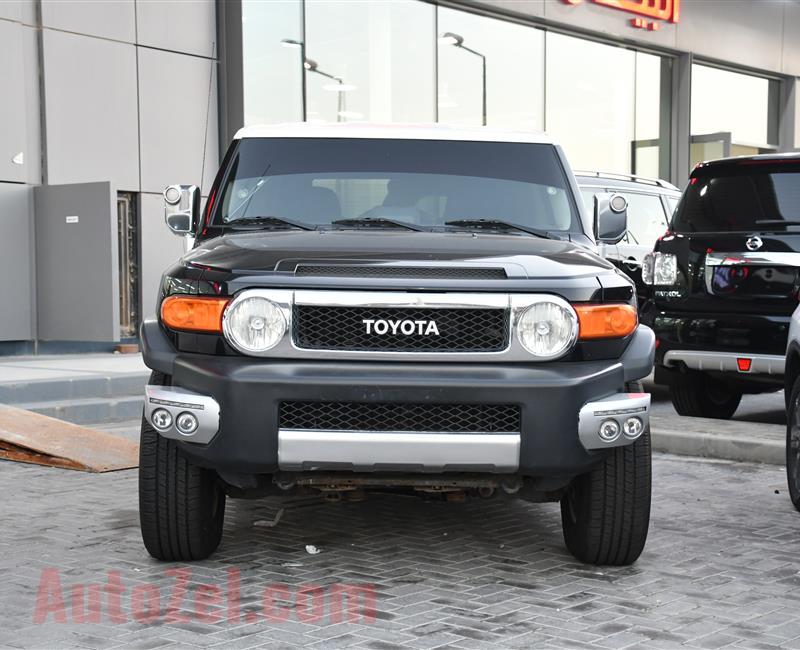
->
[[1, 454, 799, 650]]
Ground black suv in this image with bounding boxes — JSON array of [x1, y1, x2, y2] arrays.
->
[[139, 124, 655, 566], [642, 153, 800, 419]]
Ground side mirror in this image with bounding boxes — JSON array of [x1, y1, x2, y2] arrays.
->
[[594, 192, 628, 244], [164, 184, 200, 235]]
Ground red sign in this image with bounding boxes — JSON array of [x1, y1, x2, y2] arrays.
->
[[563, 0, 680, 31]]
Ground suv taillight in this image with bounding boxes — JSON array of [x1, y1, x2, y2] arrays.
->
[[642, 252, 677, 286]]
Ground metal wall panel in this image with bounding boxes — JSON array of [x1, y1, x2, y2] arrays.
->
[[135, 0, 216, 57], [34, 182, 120, 342], [784, 2, 800, 77], [0, 21, 28, 184], [674, 0, 783, 73], [41, 0, 136, 43], [139, 193, 187, 319], [41, 30, 140, 191], [21, 24, 41, 185], [0, 183, 34, 341], [0, 1, 35, 23], [138, 47, 219, 195]]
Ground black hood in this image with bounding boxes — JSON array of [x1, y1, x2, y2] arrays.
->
[[183, 230, 614, 280]]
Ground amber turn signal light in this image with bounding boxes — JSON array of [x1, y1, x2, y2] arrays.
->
[[575, 304, 637, 340], [160, 295, 229, 333]]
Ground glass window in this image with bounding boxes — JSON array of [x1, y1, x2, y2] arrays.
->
[[665, 196, 680, 219], [673, 163, 800, 233], [304, 0, 435, 123], [691, 64, 776, 148], [242, 0, 303, 125], [546, 34, 670, 179], [619, 193, 669, 245], [216, 138, 579, 233], [546, 33, 635, 174], [633, 53, 670, 179], [437, 7, 544, 130]]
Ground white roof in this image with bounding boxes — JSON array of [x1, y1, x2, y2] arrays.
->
[[234, 122, 553, 145]]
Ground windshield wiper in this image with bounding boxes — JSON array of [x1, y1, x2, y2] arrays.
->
[[226, 216, 316, 231], [444, 218, 550, 239], [331, 217, 426, 232]]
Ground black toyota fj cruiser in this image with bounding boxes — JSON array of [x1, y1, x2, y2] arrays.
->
[[641, 153, 800, 419], [139, 124, 655, 565]]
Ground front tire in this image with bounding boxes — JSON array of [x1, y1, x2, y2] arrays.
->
[[139, 372, 226, 561], [786, 376, 800, 512], [560, 430, 651, 565], [669, 371, 742, 419]]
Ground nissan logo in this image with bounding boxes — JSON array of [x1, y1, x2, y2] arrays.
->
[[746, 236, 763, 251]]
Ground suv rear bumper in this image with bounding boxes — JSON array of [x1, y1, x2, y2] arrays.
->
[[663, 350, 784, 375], [140, 319, 654, 477], [642, 306, 788, 387]]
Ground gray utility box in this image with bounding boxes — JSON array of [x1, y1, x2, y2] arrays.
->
[[34, 181, 120, 342]]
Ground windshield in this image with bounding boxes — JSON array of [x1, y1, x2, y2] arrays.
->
[[215, 138, 580, 233], [672, 163, 800, 233]]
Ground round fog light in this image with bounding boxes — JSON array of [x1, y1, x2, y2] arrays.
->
[[623, 417, 644, 439], [151, 408, 173, 431], [175, 412, 199, 436], [598, 419, 620, 442]]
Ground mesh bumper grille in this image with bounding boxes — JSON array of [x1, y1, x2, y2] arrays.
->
[[279, 401, 521, 433], [293, 305, 509, 352]]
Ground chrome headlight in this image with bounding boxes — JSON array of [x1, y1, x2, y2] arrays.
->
[[516, 297, 578, 360], [223, 295, 286, 353]]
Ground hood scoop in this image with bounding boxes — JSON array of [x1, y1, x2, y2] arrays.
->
[[293, 264, 508, 280]]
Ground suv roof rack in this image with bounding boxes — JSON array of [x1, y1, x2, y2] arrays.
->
[[574, 170, 679, 191]]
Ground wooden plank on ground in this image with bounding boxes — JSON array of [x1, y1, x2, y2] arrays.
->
[[0, 405, 138, 472]]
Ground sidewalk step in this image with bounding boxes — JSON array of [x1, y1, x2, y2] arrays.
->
[[650, 413, 784, 465], [0, 372, 148, 404], [14, 395, 144, 425]]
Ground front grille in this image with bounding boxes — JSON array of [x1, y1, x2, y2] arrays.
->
[[295, 265, 507, 280], [279, 401, 521, 433], [293, 306, 509, 352]]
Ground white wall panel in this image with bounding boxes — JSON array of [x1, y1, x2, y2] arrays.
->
[[136, 0, 216, 57], [138, 47, 219, 195], [139, 193, 187, 318], [42, 30, 140, 190], [0, 183, 34, 341], [0, 1, 35, 23], [0, 21, 28, 183], [676, 0, 783, 73], [22, 25, 41, 185], [41, 0, 136, 43], [784, 1, 800, 77]]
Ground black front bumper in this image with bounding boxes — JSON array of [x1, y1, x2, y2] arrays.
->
[[141, 320, 654, 477]]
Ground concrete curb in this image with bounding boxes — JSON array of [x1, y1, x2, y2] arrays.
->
[[650, 415, 784, 465]]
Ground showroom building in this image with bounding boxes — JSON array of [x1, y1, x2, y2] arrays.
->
[[0, 0, 799, 350]]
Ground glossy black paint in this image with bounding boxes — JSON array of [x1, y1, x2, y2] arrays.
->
[[642, 154, 800, 388], [158, 229, 636, 361]]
